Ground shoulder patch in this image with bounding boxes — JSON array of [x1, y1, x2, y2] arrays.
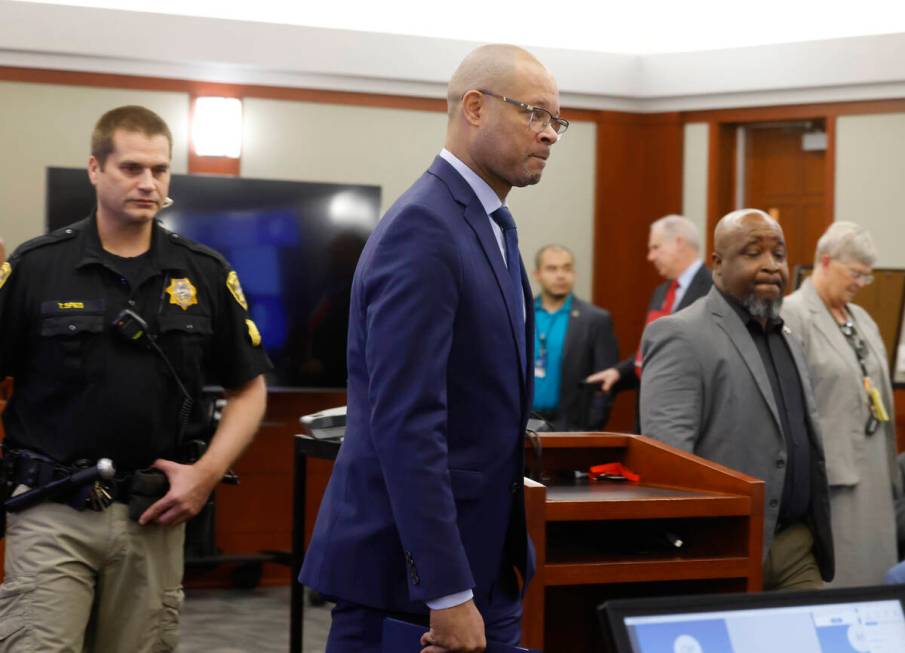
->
[[226, 271, 248, 310], [246, 319, 262, 347], [0, 261, 11, 291]]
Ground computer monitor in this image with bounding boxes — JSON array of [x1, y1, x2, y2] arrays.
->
[[601, 585, 905, 653]]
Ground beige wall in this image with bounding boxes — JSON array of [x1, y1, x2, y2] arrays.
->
[[242, 98, 598, 300], [682, 122, 709, 255], [0, 81, 189, 252], [510, 121, 597, 299], [836, 113, 905, 267], [0, 83, 596, 298]]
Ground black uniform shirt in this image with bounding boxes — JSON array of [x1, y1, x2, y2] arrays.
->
[[0, 214, 272, 471], [721, 291, 812, 526]]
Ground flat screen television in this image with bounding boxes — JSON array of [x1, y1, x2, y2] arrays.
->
[[46, 167, 381, 389]]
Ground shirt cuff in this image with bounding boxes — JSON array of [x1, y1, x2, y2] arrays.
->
[[426, 590, 474, 610]]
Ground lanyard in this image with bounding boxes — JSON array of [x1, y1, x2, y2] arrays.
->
[[536, 307, 568, 360], [837, 317, 889, 434]]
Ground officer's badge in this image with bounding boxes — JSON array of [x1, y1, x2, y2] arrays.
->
[[165, 278, 198, 311], [226, 271, 248, 310], [246, 319, 262, 347], [0, 262, 10, 291]]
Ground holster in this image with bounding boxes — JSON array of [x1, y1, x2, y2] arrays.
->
[[127, 468, 170, 522]]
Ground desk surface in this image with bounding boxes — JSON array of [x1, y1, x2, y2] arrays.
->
[[543, 478, 751, 521], [547, 479, 728, 502]]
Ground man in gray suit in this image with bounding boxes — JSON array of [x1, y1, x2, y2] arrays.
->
[[640, 209, 834, 590]]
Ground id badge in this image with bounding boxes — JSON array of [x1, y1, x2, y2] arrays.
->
[[535, 351, 547, 379], [866, 382, 890, 422]]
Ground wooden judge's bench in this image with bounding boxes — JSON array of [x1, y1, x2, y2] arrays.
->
[[518, 432, 764, 652]]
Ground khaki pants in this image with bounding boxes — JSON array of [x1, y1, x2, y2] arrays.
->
[[0, 494, 184, 652], [763, 522, 823, 591]]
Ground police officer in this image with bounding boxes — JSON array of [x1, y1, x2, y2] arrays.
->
[[0, 106, 270, 652]]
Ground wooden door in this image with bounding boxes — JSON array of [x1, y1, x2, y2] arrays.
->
[[745, 125, 830, 275]]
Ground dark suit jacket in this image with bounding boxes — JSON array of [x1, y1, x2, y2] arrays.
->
[[301, 156, 534, 613], [614, 264, 712, 388], [543, 297, 618, 431]]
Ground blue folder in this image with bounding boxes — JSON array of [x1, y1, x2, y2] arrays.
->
[[382, 617, 540, 652]]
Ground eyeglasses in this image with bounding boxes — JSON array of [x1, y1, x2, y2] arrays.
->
[[836, 261, 874, 285], [478, 90, 569, 136]]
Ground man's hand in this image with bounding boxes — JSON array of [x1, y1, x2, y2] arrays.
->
[[586, 367, 620, 392], [137, 458, 220, 527], [420, 600, 485, 653]]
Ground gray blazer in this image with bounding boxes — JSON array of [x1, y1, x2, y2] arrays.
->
[[639, 287, 834, 580], [781, 279, 900, 492]]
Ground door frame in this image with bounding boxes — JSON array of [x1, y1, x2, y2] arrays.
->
[[683, 98, 905, 256], [703, 111, 835, 247]]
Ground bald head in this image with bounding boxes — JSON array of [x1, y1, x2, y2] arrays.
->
[[712, 208, 788, 321], [713, 209, 780, 256], [447, 45, 549, 118], [444, 44, 561, 200]]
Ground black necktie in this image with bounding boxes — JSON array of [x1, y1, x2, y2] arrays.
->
[[491, 206, 526, 369]]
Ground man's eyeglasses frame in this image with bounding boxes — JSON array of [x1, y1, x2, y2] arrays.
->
[[476, 90, 569, 136]]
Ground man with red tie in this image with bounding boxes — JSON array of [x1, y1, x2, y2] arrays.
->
[[587, 215, 711, 400]]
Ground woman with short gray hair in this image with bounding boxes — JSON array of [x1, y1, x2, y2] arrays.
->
[[782, 221, 899, 587]]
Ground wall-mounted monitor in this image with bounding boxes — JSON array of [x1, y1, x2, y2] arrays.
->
[[46, 168, 381, 390]]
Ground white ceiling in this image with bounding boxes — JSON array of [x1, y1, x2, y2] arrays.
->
[[5, 0, 905, 111], [16, 0, 905, 55]]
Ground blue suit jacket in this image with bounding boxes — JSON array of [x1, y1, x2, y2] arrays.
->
[[301, 156, 535, 613]]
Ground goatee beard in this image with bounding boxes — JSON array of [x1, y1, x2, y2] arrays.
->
[[742, 293, 783, 321]]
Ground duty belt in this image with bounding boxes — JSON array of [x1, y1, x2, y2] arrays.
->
[[6, 449, 129, 511]]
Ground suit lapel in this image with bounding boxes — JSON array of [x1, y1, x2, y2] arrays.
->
[[708, 290, 785, 435], [782, 325, 826, 452], [560, 300, 581, 367], [520, 264, 534, 408], [677, 265, 711, 311], [803, 280, 862, 380], [429, 157, 530, 394]]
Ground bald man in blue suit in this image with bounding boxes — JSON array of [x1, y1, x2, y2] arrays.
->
[[301, 44, 567, 652]]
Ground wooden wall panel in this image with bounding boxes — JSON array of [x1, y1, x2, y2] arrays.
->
[[706, 122, 737, 240], [593, 113, 684, 432]]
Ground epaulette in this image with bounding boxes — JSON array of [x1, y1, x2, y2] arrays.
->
[[10, 219, 83, 260], [159, 224, 230, 269]]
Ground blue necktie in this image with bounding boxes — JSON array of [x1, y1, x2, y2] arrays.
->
[[491, 206, 527, 369]]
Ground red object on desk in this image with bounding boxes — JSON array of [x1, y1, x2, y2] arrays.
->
[[589, 462, 640, 482]]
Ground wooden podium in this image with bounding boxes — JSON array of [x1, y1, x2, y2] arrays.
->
[[520, 433, 764, 652]]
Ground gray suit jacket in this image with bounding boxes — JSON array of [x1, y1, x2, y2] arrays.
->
[[781, 279, 900, 492], [639, 287, 834, 580]]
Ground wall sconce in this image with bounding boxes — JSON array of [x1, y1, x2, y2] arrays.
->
[[192, 96, 243, 158]]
